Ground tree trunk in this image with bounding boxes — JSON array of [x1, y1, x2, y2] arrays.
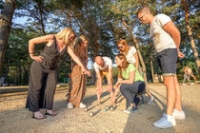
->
[[182, 0, 200, 74], [122, 20, 147, 83], [0, 0, 16, 72], [150, 56, 155, 83]]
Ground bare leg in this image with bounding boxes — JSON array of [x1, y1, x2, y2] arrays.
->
[[191, 75, 197, 83], [163, 76, 176, 115], [174, 75, 183, 111]]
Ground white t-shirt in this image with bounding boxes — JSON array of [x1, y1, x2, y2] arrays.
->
[[93, 56, 112, 72], [150, 14, 176, 53], [125, 46, 137, 64]]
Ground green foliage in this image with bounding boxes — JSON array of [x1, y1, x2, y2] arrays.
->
[[2, 0, 200, 85]]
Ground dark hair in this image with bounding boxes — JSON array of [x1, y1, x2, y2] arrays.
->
[[137, 6, 152, 16]]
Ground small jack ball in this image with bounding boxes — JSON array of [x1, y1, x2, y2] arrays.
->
[[84, 108, 88, 112], [89, 112, 94, 117], [110, 107, 114, 111], [105, 106, 109, 110]]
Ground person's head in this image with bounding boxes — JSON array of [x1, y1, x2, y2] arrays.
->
[[79, 35, 89, 47], [115, 54, 129, 69], [137, 6, 153, 24], [95, 56, 105, 67], [56, 27, 76, 45], [117, 39, 129, 54], [73, 35, 89, 52], [115, 54, 129, 78]]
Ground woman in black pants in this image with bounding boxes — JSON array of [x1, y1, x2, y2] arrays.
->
[[26, 27, 91, 120], [114, 54, 146, 114]]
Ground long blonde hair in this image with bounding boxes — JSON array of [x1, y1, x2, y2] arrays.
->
[[56, 27, 76, 45]]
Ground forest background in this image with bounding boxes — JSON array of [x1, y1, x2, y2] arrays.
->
[[0, 0, 199, 86]]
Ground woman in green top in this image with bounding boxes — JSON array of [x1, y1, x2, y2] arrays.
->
[[114, 54, 146, 114]]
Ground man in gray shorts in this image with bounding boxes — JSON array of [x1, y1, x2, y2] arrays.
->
[[137, 6, 185, 128]]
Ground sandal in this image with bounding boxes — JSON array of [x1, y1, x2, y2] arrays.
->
[[32, 111, 46, 120], [45, 110, 57, 116]]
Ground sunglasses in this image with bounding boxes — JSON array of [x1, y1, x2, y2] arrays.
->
[[118, 45, 123, 49], [138, 12, 146, 21]]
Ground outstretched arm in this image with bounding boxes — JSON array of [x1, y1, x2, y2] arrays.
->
[[67, 45, 91, 76]]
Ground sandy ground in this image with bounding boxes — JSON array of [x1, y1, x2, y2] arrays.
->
[[0, 83, 200, 133]]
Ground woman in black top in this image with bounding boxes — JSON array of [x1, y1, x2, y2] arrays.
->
[[26, 27, 91, 120]]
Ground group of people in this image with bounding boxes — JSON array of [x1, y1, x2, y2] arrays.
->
[[93, 39, 154, 113], [26, 6, 186, 129]]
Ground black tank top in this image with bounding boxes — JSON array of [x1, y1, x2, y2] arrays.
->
[[40, 37, 67, 70]]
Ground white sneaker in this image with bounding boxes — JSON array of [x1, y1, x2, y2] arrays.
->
[[67, 102, 73, 109], [190, 83, 194, 85], [182, 83, 186, 86], [154, 113, 176, 128], [148, 97, 154, 105], [79, 102, 86, 108], [172, 109, 185, 120], [123, 106, 138, 114]]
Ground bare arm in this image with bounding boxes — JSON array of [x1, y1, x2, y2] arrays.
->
[[67, 45, 90, 75], [107, 68, 113, 85], [163, 21, 184, 58], [28, 34, 54, 62], [96, 71, 102, 88], [134, 52, 139, 69]]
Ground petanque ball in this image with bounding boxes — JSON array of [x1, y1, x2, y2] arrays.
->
[[84, 108, 88, 112], [110, 107, 114, 111], [89, 112, 94, 117]]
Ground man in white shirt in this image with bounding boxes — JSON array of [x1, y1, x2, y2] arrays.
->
[[93, 56, 114, 104], [137, 6, 185, 128]]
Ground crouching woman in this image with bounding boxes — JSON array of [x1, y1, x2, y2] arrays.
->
[[114, 54, 146, 114]]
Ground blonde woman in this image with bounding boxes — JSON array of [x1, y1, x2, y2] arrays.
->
[[67, 35, 91, 108], [26, 28, 91, 120]]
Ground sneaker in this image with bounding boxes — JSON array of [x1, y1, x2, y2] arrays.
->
[[153, 113, 176, 128], [79, 102, 86, 108], [67, 102, 73, 109], [148, 97, 154, 105], [190, 83, 194, 85], [123, 106, 138, 114], [182, 83, 186, 86], [172, 109, 185, 120]]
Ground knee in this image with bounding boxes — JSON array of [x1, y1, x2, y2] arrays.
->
[[120, 86, 126, 94], [163, 78, 172, 87]]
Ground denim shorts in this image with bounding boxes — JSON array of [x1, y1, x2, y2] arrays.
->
[[156, 48, 178, 76]]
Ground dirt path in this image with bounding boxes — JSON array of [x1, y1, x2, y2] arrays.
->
[[0, 83, 200, 133]]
